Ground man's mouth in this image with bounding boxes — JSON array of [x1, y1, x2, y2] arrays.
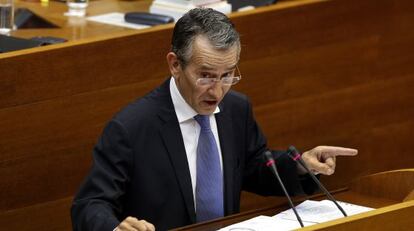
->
[[204, 100, 218, 106]]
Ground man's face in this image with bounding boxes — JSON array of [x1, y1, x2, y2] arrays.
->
[[170, 36, 239, 115]]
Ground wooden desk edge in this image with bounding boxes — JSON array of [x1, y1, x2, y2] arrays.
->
[[297, 200, 414, 230]]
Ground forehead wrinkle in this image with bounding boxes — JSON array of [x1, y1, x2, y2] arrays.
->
[[191, 39, 239, 70], [193, 57, 237, 69]]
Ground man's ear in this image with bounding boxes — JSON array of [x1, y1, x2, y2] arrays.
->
[[166, 52, 181, 79]]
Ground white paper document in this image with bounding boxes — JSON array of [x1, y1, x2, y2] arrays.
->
[[219, 200, 374, 231], [276, 200, 373, 224], [218, 215, 315, 231], [87, 13, 151, 30]]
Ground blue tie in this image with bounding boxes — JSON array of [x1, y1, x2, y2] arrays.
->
[[194, 115, 224, 222]]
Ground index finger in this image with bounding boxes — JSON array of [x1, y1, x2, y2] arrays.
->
[[141, 220, 155, 231], [317, 146, 358, 157], [130, 221, 148, 231]]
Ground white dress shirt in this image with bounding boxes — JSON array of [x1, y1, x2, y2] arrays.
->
[[169, 77, 223, 205]]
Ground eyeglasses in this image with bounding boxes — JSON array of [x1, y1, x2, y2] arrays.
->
[[195, 66, 242, 87]]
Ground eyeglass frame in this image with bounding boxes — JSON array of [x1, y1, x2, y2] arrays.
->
[[193, 65, 242, 87]]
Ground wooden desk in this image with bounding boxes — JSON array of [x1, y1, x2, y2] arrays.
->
[[9, 0, 308, 41], [173, 169, 414, 231], [11, 0, 154, 40]]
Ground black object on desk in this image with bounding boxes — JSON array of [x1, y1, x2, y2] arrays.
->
[[0, 35, 66, 53], [125, 12, 174, 26], [0, 35, 43, 53], [14, 8, 59, 29], [30, 36, 67, 45], [229, 0, 278, 11]]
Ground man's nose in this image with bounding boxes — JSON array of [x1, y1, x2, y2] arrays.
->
[[207, 81, 222, 97]]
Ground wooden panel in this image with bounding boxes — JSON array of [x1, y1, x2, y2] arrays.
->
[[0, 29, 172, 109], [0, 78, 163, 210], [404, 190, 414, 201], [233, 0, 414, 106], [0, 197, 73, 231], [348, 169, 414, 202]]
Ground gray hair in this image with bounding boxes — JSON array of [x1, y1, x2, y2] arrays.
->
[[171, 8, 241, 67]]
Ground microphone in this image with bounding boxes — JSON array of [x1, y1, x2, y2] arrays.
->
[[264, 150, 304, 227], [286, 146, 348, 217]]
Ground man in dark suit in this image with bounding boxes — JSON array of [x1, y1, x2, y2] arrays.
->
[[71, 8, 357, 231]]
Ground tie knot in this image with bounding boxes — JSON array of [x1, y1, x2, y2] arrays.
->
[[194, 115, 211, 131]]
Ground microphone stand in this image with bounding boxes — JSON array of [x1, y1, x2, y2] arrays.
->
[[264, 150, 304, 227]]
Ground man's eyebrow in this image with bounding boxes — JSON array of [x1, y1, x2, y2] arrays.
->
[[198, 65, 215, 71], [198, 64, 237, 71]]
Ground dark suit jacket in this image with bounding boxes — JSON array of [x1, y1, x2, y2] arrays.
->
[[71, 79, 316, 231]]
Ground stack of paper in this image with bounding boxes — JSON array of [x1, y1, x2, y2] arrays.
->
[[219, 200, 374, 231], [149, 0, 232, 22], [87, 13, 151, 29]]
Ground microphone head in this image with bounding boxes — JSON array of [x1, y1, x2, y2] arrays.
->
[[287, 145, 301, 161], [263, 150, 273, 161], [288, 145, 298, 154], [263, 150, 275, 167]]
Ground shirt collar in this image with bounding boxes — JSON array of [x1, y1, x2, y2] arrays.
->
[[169, 77, 220, 123]]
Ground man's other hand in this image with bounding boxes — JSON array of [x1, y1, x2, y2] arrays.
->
[[300, 146, 358, 175], [115, 216, 155, 231]]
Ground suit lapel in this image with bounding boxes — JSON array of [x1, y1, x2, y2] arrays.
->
[[215, 107, 236, 215], [160, 119, 196, 223], [157, 80, 196, 223]]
